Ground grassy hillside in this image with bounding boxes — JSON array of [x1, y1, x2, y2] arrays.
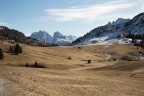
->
[[0, 42, 144, 96]]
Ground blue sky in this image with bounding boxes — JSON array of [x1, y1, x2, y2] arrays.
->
[[0, 0, 144, 36]]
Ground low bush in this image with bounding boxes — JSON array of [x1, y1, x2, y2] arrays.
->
[[87, 60, 91, 64]]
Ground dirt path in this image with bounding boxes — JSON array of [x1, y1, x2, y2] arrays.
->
[[106, 54, 111, 60]]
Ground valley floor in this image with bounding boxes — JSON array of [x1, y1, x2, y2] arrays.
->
[[0, 43, 144, 96]]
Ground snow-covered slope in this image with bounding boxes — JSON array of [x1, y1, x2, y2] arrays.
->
[[31, 31, 77, 46], [72, 12, 144, 45]]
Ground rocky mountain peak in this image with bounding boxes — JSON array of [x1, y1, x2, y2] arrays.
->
[[53, 31, 66, 39], [30, 31, 77, 46], [72, 12, 144, 45], [31, 30, 51, 42]]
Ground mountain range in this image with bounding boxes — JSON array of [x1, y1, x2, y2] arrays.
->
[[0, 26, 52, 46], [72, 12, 144, 45], [1, 12, 144, 46], [30, 31, 77, 46]]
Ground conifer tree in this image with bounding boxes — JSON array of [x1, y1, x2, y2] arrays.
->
[[0, 48, 4, 60], [14, 44, 23, 55], [19, 47, 22, 53], [10, 46, 13, 51]]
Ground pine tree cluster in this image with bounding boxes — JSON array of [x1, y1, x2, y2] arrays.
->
[[10, 44, 22, 55], [126, 33, 144, 48]]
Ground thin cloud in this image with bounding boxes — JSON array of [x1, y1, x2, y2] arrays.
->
[[42, 1, 135, 22]]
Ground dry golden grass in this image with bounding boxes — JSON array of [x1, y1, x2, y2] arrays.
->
[[0, 43, 144, 96]]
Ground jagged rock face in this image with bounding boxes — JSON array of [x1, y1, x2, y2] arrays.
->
[[31, 31, 52, 43], [53, 32, 66, 39], [52, 31, 66, 43], [72, 12, 144, 45], [112, 18, 130, 25], [123, 13, 144, 34]]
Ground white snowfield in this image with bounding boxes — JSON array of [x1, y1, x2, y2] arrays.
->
[[78, 31, 132, 45], [86, 38, 132, 45], [94, 38, 132, 45]]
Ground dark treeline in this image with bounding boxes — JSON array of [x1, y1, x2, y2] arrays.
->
[[126, 33, 144, 48], [10, 44, 22, 55]]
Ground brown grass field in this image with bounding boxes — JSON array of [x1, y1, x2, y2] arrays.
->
[[0, 42, 144, 96]]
